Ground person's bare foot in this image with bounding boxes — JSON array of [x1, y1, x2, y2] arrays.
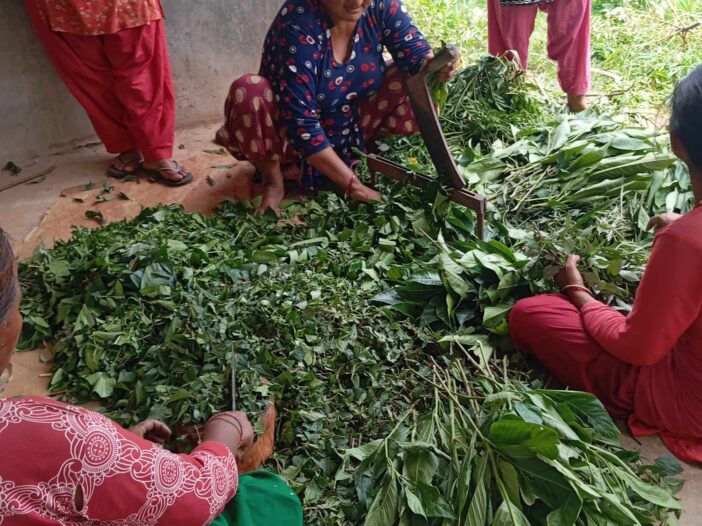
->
[[567, 94, 588, 113], [143, 159, 191, 183], [257, 182, 285, 215], [282, 164, 301, 181]]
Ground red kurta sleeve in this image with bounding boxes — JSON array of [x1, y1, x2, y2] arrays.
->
[[580, 226, 702, 366], [82, 431, 239, 525], [0, 397, 239, 525]]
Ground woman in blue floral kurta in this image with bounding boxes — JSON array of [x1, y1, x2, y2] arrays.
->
[[216, 0, 456, 212]]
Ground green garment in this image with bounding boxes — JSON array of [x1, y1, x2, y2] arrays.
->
[[210, 470, 303, 526]]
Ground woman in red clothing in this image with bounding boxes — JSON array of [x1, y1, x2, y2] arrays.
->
[[24, 0, 193, 186], [510, 65, 702, 463], [0, 232, 255, 523]]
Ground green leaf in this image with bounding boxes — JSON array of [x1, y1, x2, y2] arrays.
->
[[403, 450, 439, 484], [489, 419, 560, 460], [655, 454, 683, 477], [546, 492, 582, 526], [492, 499, 530, 526], [74, 304, 96, 331], [546, 118, 572, 154], [466, 455, 488, 526], [536, 390, 619, 443], [86, 372, 116, 398], [347, 439, 384, 462], [405, 480, 456, 519], [498, 460, 521, 505], [365, 476, 399, 526]]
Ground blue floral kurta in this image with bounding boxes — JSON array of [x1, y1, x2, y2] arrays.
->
[[259, 0, 431, 187]]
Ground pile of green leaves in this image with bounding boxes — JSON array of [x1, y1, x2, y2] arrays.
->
[[18, 53, 689, 523], [18, 184, 683, 524], [464, 114, 679, 215], [441, 55, 544, 150], [19, 194, 438, 426], [344, 351, 683, 526]]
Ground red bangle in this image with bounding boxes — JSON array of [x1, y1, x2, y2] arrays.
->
[[345, 173, 356, 197]]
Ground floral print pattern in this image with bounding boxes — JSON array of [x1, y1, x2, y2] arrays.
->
[[0, 397, 237, 525], [35, 0, 163, 36], [257, 0, 430, 186]]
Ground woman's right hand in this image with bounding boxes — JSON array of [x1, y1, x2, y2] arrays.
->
[[646, 212, 681, 232], [203, 411, 254, 456], [348, 177, 382, 203], [307, 148, 383, 203]]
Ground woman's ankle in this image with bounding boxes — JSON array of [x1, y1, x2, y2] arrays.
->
[[567, 94, 588, 113]]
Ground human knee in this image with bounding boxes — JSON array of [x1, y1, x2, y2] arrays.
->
[[229, 73, 272, 98], [508, 295, 554, 346]]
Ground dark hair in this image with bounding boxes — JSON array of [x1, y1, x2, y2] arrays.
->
[[0, 229, 17, 323], [670, 65, 702, 168]]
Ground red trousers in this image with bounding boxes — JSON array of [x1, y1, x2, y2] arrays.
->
[[215, 66, 419, 177], [25, 2, 175, 161], [510, 294, 638, 418], [487, 0, 591, 96]]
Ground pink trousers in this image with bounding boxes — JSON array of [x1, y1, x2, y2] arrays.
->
[[510, 294, 638, 418], [487, 0, 591, 96], [25, 1, 176, 161]]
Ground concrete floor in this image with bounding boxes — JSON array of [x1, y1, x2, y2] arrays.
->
[[1, 122, 701, 524]]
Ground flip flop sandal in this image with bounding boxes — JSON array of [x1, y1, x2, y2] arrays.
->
[[142, 161, 194, 187], [107, 152, 144, 179]]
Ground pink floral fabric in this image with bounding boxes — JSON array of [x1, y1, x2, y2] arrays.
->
[[0, 396, 238, 525], [35, 0, 163, 36]]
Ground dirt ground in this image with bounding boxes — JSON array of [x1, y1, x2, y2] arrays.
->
[[1, 122, 701, 524]]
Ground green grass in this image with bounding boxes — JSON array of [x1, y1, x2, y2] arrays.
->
[[406, 0, 702, 119]]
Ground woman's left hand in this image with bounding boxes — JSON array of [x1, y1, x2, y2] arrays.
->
[[554, 255, 584, 290], [129, 419, 172, 445], [424, 52, 459, 83]]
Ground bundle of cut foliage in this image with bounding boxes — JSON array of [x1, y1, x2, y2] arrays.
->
[[441, 55, 543, 150], [344, 349, 682, 526]]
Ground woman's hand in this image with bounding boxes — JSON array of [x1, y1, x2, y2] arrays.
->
[[554, 255, 596, 310], [203, 411, 254, 456], [129, 419, 172, 445], [647, 212, 681, 232], [348, 175, 382, 203], [424, 52, 459, 83], [554, 255, 585, 290], [307, 148, 384, 203]]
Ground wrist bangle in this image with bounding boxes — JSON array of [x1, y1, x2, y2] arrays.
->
[[561, 284, 593, 296], [345, 173, 357, 197], [209, 414, 243, 437]]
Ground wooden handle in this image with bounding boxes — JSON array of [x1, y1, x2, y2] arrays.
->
[[419, 44, 459, 77]]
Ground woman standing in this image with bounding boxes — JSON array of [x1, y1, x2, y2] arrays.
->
[[487, 0, 591, 113], [216, 0, 456, 213], [510, 66, 702, 462], [24, 0, 193, 186]]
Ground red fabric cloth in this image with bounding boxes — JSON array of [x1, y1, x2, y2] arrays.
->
[[510, 207, 702, 463], [0, 396, 238, 525], [34, 0, 163, 36], [26, 0, 175, 162], [487, 0, 591, 95], [215, 65, 420, 185]]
